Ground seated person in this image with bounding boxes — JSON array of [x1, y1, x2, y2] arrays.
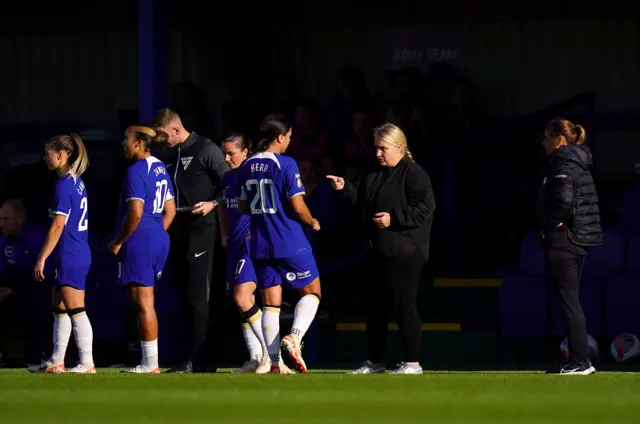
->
[[287, 100, 332, 159], [298, 157, 341, 256], [343, 110, 375, 160], [0, 199, 50, 364]]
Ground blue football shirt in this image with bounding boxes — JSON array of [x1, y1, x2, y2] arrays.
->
[[239, 152, 311, 259], [221, 167, 250, 251], [49, 174, 91, 268], [117, 157, 175, 233]]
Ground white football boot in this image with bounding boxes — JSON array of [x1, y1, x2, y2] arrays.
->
[[123, 364, 160, 374], [232, 359, 261, 374], [28, 359, 66, 374], [389, 362, 423, 375], [350, 360, 385, 374], [67, 363, 97, 374]]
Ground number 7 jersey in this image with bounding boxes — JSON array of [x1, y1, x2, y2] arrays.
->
[[49, 173, 91, 268], [239, 152, 312, 259]]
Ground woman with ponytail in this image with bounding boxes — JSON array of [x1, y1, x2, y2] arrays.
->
[[218, 132, 294, 374], [30, 134, 95, 374], [237, 114, 322, 374], [539, 118, 602, 375], [326, 123, 435, 375], [108, 125, 176, 374]]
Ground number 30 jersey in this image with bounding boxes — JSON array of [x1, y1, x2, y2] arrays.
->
[[239, 152, 311, 259], [49, 173, 91, 268], [118, 157, 174, 234]]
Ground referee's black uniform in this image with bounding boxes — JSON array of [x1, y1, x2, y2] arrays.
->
[[159, 132, 228, 373]]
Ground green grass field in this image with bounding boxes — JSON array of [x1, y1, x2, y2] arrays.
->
[[0, 369, 639, 423]]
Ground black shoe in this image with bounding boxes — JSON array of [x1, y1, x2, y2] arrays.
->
[[164, 361, 193, 374], [194, 364, 217, 373], [546, 360, 595, 375], [560, 360, 595, 375]]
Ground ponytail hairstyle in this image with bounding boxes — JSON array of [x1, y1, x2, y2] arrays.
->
[[545, 118, 587, 146], [128, 125, 169, 151], [45, 133, 90, 177], [372, 123, 413, 161], [255, 114, 292, 152], [223, 132, 253, 155]]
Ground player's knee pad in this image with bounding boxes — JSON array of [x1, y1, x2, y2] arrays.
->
[[52, 307, 67, 317], [66, 307, 86, 318], [242, 303, 261, 322]]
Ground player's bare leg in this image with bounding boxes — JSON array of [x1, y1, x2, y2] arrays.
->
[[124, 285, 159, 374]]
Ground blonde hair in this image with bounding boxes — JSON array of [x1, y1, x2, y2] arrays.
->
[[373, 123, 413, 161], [128, 125, 169, 151], [546, 118, 587, 145], [45, 133, 89, 177]]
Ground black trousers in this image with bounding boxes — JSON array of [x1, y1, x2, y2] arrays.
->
[[366, 249, 424, 363], [170, 221, 216, 365], [545, 247, 588, 364]]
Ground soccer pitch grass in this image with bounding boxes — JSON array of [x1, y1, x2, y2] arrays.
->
[[1, 369, 638, 423]]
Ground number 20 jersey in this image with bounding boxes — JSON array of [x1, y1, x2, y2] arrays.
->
[[117, 157, 175, 235], [239, 152, 311, 259]]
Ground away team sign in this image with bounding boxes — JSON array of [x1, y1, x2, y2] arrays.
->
[[383, 26, 464, 71]]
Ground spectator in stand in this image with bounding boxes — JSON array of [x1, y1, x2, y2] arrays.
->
[[326, 65, 372, 138], [319, 157, 338, 178], [298, 157, 341, 254], [344, 110, 376, 160], [1, 160, 56, 227], [287, 100, 332, 160], [268, 72, 298, 121], [344, 163, 365, 186], [221, 101, 257, 143], [0, 199, 50, 365], [384, 67, 427, 153]]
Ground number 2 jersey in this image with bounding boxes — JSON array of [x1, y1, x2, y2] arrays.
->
[[49, 173, 91, 269], [117, 156, 175, 239], [239, 152, 311, 259]]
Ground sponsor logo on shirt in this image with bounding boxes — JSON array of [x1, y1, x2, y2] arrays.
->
[[295, 173, 303, 188]]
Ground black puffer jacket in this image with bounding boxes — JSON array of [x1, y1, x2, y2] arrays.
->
[[537, 143, 602, 247]]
